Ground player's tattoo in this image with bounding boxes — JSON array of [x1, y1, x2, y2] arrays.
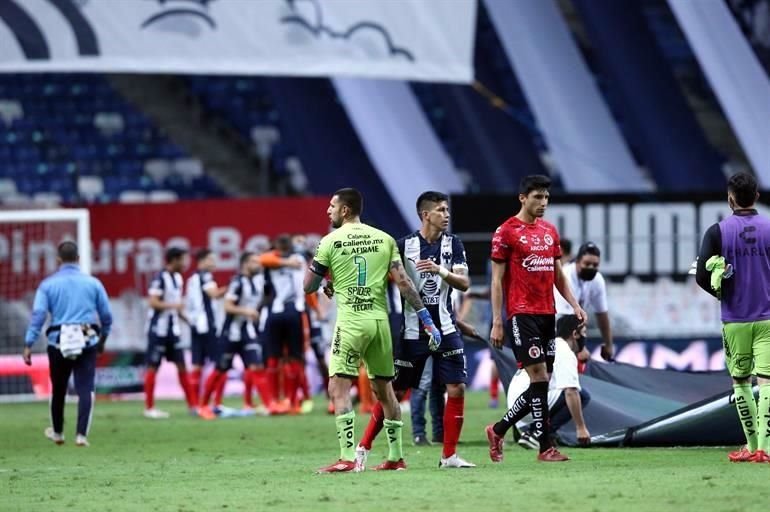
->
[[390, 260, 424, 311]]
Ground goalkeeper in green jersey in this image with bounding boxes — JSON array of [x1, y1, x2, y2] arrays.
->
[[304, 188, 442, 473]]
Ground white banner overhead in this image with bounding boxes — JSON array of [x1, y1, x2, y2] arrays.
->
[[0, 0, 477, 83]]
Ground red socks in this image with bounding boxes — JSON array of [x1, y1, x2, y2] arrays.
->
[[267, 358, 280, 403], [144, 368, 156, 410], [298, 361, 310, 401], [201, 370, 224, 407], [443, 396, 465, 458], [177, 369, 195, 409], [214, 371, 226, 407], [252, 369, 274, 407], [189, 368, 202, 407], [490, 374, 499, 400], [243, 369, 254, 408], [359, 401, 385, 450]]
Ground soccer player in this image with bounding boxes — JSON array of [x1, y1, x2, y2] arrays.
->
[[305, 188, 442, 473], [261, 235, 307, 414], [356, 191, 476, 469], [554, 242, 614, 361], [199, 252, 275, 417], [144, 247, 196, 419], [22, 242, 112, 447], [696, 172, 770, 463], [510, 315, 591, 449], [484, 175, 586, 462], [185, 248, 226, 409]]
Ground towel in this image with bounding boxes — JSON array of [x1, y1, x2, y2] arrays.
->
[[59, 324, 86, 359], [705, 255, 733, 297]]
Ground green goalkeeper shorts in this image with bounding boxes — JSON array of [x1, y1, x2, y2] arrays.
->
[[722, 320, 770, 378], [329, 319, 395, 380]]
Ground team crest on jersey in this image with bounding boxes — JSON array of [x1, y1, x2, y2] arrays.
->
[[528, 346, 541, 359], [544, 234, 553, 246], [442, 251, 452, 265]]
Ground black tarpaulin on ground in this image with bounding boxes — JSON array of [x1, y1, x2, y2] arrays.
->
[[488, 343, 746, 447]]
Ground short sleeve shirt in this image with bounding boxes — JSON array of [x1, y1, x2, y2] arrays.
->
[[491, 216, 562, 318], [311, 223, 401, 322]]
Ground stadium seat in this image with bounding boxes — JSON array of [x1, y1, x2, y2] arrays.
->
[[0, 178, 18, 198], [144, 159, 172, 184], [78, 176, 105, 202], [31, 192, 63, 206], [0, 99, 23, 126], [147, 190, 179, 203], [118, 190, 147, 203]]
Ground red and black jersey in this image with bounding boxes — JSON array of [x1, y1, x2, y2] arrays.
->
[[491, 216, 562, 318]]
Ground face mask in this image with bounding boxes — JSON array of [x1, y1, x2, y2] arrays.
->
[[293, 243, 306, 254], [578, 267, 598, 281]]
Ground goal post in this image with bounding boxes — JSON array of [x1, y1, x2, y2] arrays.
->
[[0, 208, 91, 274], [0, 208, 91, 401]]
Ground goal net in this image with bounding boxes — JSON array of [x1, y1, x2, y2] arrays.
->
[[0, 209, 90, 401]]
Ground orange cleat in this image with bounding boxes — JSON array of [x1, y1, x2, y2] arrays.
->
[[316, 459, 356, 474], [197, 406, 216, 420], [537, 447, 570, 462], [485, 425, 504, 463], [728, 446, 753, 462], [749, 450, 770, 463], [372, 459, 407, 471]]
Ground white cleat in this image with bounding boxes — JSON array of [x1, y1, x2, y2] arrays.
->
[[354, 444, 370, 472], [75, 435, 89, 447], [518, 433, 539, 451], [439, 453, 477, 468], [44, 427, 64, 445], [143, 408, 170, 419]]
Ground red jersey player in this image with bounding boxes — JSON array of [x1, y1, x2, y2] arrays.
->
[[484, 175, 586, 462]]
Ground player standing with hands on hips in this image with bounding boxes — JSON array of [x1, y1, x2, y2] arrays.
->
[[485, 175, 586, 462]]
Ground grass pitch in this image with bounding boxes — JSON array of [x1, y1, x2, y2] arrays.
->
[[1, 392, 767, 512]]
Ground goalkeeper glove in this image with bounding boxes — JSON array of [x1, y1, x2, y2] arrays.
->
[[417, 308, 442, 351]]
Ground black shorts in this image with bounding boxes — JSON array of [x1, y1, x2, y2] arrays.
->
[[217, 337, 263, 371], [146, 333, 185, 367], [264, 304, 304, 360], [191, 330, 220, 366], [510, 314, 556, 372], [393, 331, 466, 390]]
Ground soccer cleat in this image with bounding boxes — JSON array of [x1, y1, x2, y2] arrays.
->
[[327, 401, 335, 415], [354, 444, 369, 472], [728, 446, 753, 462], [75, 435, 89, 447], [518, 432, 539, 451], [253, 405, 271, 417], [44, 427, 64, 445], [197, 406, 216, 420], [413, 435, 431, 446], [373, 459, 407, 471], [485, 425, 504, 463], [214, 405, 239, 418], [316, 459, 356, 474], [537, 447, 570, 462], [439, 454, 476, 468], [143, 408, 170, 419], [300, 399, 314, 414], [488, 398, 499, 409], [749, 450, 770, 463]]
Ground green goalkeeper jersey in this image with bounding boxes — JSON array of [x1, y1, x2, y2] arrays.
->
[[311, 222, 401, 322]]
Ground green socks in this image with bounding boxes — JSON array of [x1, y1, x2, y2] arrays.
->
[[757, 384, 770, 453], [336, 411, 356, 462], [383, 419, 404, 462], [733, 383, 758, 452]]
